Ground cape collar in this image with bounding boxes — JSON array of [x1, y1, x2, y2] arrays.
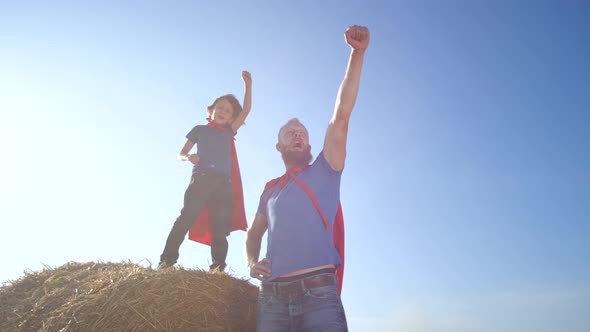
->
[[207, 118, 234, 139]]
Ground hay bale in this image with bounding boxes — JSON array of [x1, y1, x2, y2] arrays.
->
[[0, 261, 259, 331]]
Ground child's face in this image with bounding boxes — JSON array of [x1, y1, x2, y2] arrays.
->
[[211, 99, 235, 126]]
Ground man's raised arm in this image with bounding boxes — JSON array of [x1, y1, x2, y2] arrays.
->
[[323, 25, 370, 171]]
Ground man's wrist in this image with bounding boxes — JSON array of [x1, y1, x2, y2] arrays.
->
[[351, 48, 367, 55], [247, 260, 256, 270]]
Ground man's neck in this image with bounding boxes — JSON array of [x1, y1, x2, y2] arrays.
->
[[284, 163, 307, 172]]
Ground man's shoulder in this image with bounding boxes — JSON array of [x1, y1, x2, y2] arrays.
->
[[262, 177, 281, 193], [306, 151, 342, 177]]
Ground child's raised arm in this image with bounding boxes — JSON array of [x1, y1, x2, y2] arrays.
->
[[231, 70, 252, 133]]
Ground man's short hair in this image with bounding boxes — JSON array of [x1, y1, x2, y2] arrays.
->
[[278, 118, 308, 142]]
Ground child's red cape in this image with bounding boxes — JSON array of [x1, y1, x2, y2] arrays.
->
[[188, 122, 247, 245], [262, 171, 345, 294]]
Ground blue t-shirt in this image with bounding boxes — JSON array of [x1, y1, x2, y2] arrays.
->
[[186, 125, 235, 176], [258, 151, 342, 281]]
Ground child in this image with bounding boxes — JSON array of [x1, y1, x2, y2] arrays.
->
[[158, 71, 252, 272]]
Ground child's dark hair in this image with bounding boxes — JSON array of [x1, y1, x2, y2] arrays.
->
[[207, 94, 242, 120]]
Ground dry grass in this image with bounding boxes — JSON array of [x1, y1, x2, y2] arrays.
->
[[0, 261, 258, 331]]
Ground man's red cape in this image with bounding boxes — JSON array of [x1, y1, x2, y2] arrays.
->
[[188, 124, 247, 245], [262, 175, 345, 294]]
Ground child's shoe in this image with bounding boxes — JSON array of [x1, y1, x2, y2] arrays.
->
[[157, 261, 174, 269], [209, 263, 227, 273]]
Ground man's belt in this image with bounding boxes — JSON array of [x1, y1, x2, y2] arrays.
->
[[261, 273, 336, 295]]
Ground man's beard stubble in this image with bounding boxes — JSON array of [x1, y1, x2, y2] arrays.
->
[[281, 145, 313, 167]]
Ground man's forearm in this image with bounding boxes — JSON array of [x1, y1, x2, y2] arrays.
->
[[245, 234, 262, 268], [334, 49, 366, 121]]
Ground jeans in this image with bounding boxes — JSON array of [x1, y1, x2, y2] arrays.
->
[[257, 273, 348, 332], [160, 169, 232, 266]]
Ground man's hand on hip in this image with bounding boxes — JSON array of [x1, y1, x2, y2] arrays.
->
[[249, 258, 272, 281]]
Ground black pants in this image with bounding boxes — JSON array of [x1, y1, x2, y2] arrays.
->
[[160, 170, 232, 266]]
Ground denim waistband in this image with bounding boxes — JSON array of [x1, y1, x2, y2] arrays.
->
[[273, 267, 336, 283]]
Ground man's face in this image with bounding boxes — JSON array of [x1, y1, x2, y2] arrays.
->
[[277, 122, 312, 166], [211, 99, 235, 126], [279, 122, 309, 151]]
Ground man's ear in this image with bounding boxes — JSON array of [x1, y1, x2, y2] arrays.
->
[[276, 143, 281, 152]]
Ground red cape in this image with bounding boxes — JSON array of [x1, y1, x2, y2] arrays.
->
[[263, 176, 345, 294], [188, 127, 247, 245]]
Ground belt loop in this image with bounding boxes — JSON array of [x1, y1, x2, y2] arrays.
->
[[272, 282, 279, 295]]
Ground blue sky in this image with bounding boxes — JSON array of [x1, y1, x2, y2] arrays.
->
[[1, 1, 589, 331]]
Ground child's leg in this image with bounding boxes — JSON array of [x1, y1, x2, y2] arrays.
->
[[160, 172, 214, 265], [208, 178, 233, 269]]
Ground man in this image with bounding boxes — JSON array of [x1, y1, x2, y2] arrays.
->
[[245, 25, 370, 331]]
